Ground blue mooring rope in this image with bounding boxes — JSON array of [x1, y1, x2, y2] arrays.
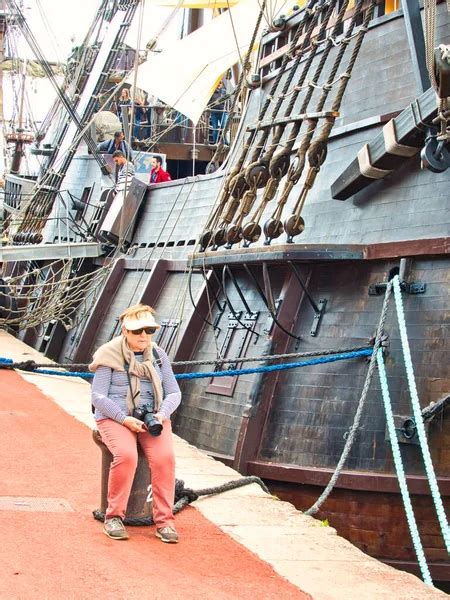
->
[[0, 348, 372, 380]]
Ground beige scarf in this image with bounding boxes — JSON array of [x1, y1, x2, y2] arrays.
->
[[89, 335, 163, 414]]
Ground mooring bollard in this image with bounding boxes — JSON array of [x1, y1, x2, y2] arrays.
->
[[92, 429, 153, 519]]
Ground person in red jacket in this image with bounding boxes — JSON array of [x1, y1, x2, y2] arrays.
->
[[149, 156, 171, 184]]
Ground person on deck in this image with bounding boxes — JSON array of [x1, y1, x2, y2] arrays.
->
[[89, 304, 181, 543], [112, 150, 135, 193], [209, 80, 228, 145], [117, 88, 132, 124], [97, 131, 133, 161], [149, 156, 171, 184]]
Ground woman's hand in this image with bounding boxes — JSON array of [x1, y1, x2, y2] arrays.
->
[[123, 416, 146, 432], [154, 413, 164, 424]]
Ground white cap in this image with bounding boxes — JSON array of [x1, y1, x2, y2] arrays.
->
[[123, 311, 161, 331]]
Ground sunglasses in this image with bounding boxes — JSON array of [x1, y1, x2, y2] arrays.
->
[[128, 327, 157, 335]]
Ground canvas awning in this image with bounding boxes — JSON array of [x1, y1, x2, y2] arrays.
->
[[125, 0, 264, 125]]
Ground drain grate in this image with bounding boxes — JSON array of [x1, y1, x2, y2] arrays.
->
[[0, 497, 74, 512]]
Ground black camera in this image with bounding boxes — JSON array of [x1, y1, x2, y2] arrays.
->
[[133, 403, 162, 436]]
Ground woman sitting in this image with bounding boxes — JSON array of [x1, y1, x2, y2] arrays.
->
[[90, 304, 181, 543]]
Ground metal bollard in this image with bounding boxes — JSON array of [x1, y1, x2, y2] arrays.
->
[[92, 429, 153, 519]]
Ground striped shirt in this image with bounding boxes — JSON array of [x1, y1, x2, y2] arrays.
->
[[116, 161, 135, 193], [91, 347, 181, 423]]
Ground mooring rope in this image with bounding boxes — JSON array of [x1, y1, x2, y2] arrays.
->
[[0, 344, 371, 370], [92, 476, 270, 526], [0, 348, 372, 380], [377, 348, 433, 586], [392, 275, 450, 553]]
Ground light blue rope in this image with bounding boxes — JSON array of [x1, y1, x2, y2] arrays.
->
[[0, 349, 373, 380], [377, 348, 433, 585], [393, 275, 450, 553]]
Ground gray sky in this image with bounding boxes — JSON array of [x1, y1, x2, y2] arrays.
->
[[18, 1, 180, 62]]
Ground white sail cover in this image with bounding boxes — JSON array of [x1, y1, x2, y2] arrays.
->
[[126, 0, 264, 125]]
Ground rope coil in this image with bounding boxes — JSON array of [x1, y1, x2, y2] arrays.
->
[[92, 476, 270, 526]]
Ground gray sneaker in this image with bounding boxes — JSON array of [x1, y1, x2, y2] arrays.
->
[[103, 517, 129, 540], [155, 526, 179, 543]]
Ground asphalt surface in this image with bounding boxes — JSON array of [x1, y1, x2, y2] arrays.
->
[[0, 370, 310, 600]]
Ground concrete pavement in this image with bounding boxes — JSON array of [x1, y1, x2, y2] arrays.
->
[[0, 329, 447, 599]]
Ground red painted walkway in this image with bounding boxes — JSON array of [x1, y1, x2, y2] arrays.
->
[[0, 371, 310, 599]]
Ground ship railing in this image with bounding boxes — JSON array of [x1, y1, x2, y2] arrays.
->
[[3, 173, 37, 214], [106, 103, 235, 147], [4, 188, 98, 246]]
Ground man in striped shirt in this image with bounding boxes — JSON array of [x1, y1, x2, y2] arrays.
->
[[112, 150, 135, 194]]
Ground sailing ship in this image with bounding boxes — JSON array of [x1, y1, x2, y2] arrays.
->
[[1, 0, 449, 588]]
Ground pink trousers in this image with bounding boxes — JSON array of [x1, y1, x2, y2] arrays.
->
[[97, 418, 175, 527]]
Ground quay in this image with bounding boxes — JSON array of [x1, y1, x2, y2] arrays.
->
[[0, 330, 447, 600]]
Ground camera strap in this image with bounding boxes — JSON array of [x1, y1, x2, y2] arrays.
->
[[152, 346, 163, 368], [124, 363, 140, 411]]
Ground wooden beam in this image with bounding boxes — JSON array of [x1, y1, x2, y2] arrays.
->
[[173, 270, 220, 366], [331, 87, 437, 200], [247, 460, 450, 496], [191, 238, 450, 267], [233, 267, 308, 473], [363, 237, 450, 260], [139, 258, 170, 307], [152, 143, 214, 162], [0, 242, 104, 261], [191, 244, 365, 267], [71, 259, 126, 362]]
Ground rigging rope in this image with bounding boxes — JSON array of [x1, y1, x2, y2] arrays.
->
[[0, 258, 116, 330]]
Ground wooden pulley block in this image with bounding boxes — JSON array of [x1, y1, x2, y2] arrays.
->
[[198, 230, 213, 251], [286, 155, 303, 184], [225, 224, 243, 246], [421, 136, 450, 173], [245, 161, 270, 189], [269, 152, 290, 179], [263, 218, 284, 244], [284, 214, 305, 242], [211, 227, 227, 248], [32, 233, 43, 244], [242, 221, 262, 244], [434, 45, 450, 99], [229, 173, 249, 199], [307, 140, 328, 169]]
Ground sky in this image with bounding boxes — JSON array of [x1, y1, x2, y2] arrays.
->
[[15, 0, 182, 62], [3, 1, 183, 123]]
